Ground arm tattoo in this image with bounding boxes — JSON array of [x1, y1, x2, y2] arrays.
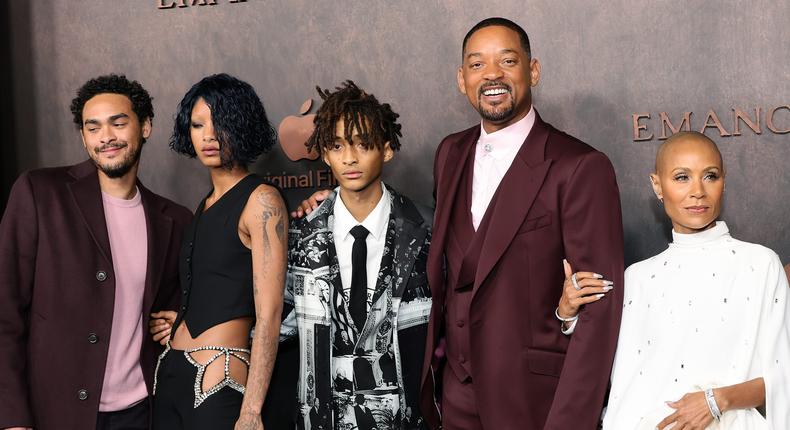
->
[[255, 189, 286, 281]]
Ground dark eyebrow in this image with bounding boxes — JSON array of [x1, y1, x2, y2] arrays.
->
[[83, 119, 101, 126], [465, 52, 482, 60], [109, 113, 130, 122]]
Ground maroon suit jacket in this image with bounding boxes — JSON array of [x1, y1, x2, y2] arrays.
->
[[0, 160, 192, 429], [420, 113, 625, 430]]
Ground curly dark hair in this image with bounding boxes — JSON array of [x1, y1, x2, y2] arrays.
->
[[306, 80, 402, 156], [70, 74, 154, 139], [169, 73, 277, 169]]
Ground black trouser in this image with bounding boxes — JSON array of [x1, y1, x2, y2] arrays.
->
[[96, 398, 150, 430], [152, 348, 243, 430]]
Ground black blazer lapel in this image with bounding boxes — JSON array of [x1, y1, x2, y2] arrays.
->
[[66, 161, 113, 266], [473, 115, 552, 292]]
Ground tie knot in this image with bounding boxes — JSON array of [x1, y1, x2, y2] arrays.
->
[[350, 225, 369, 241]]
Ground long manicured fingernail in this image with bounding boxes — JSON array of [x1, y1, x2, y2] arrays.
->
[[595, 293, 605, 299], [603, 280, 614, 286], [594, 273, 603, 279], [602, 286, 613, 292]]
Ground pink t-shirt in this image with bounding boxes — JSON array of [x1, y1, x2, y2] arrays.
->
[[99, 188, 148, 411]]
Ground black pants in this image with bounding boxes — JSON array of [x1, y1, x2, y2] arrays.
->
[[96, 398, 150, 430], [152, 348, 243, 430]]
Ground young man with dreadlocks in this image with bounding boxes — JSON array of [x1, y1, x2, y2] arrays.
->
[[280, 80, 432, 430]]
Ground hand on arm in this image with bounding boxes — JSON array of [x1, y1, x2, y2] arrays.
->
[[289, 189, 331, 218], [235, 186, 288, 430], [556, 260, 613, 333], [544, 151, 625, 429], [658, 378, 765, 429], [149, 311, 177, 345]]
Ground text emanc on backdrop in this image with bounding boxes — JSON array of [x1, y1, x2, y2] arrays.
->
[[632, 105, 790, 141]]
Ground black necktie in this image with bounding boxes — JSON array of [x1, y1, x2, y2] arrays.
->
[[349, 225, 369, 331]]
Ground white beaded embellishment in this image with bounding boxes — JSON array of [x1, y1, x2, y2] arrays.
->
[[184, 345, 251, 408]]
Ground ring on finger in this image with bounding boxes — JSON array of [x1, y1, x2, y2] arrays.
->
[[571, 273, 581, 291]]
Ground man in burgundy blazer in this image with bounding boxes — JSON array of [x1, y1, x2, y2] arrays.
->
[[0, 75, 192, 430], [419, 18, 625, 429]]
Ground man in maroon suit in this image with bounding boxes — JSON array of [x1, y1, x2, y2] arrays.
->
[[419, 18, 625, 429]]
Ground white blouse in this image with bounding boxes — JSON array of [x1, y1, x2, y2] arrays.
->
[[603, 222, 790, 429]]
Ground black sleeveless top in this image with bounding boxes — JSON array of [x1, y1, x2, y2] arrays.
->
[[175, 174, 264, 338]]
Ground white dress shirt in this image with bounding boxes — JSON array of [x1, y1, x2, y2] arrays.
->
[[332, 183, 391, 310], [471, 106, 536, 230]]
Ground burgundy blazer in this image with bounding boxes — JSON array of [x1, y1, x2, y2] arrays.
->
[[420, 113, 625, 430], [0, 160, 192, 430]]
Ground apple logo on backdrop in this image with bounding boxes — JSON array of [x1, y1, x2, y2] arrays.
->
[[278, 99, 319, 162]]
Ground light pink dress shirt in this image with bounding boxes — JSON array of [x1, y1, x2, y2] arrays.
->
[[471, 107, 536, 230], [99, 189, 149, 411]]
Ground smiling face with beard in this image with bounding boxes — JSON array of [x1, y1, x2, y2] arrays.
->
[[80, 93, 151, 179], [458, 25, 541, 133]]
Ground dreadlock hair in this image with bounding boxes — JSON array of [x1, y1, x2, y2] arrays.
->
[[170, 73, 277, 169], [305, 80, 402, 156]]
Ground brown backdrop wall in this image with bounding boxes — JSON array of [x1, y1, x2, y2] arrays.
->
[[5, 0, 790, 265]]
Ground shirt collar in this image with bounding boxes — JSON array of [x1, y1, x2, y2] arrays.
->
[[477, 106, 536, 159], [333, 183, 391, 241]]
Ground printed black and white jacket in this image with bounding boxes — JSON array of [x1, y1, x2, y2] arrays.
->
[[281, 184, 432, 430]]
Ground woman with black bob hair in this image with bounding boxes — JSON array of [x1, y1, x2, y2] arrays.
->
[[151, 73, 286, 430]]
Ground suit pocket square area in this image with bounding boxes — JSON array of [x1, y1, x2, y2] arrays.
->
[[525, 347, 565, 377], [516, 213, 552, 235]]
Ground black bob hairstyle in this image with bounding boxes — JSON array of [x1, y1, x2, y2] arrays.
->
[[169, 73, 277, 169], [70, 74, 154, 142]]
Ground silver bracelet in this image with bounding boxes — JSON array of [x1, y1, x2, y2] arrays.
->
[[554, 307, 579, 322], [704, 388, 722, 421]]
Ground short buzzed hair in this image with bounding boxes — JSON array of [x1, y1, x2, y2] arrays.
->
[[655, 131, 723, 173], [462, 17, 532, 59]]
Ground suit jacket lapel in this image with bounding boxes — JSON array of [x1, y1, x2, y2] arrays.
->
[[138, 183, 174, 312], [473, 114, 552, 291], [305, 192, 352, 331], [372, 187, 428, 303], [66, 161, 113, 265], [428, 126, 479, 293]]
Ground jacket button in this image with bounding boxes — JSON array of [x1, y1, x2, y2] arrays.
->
[[456, 320, 465, 327], [186, 257, 191, 264], [181, 305, 187, 311], [182, 289, 188, 296], [77, 389, 88, 400], [186, 273, 191, 280], [87, 333, 98, 344], [96, 271, 107, 282]]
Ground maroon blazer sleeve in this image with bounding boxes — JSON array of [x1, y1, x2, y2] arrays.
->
[[0, 173, 38, 427], [544, 151, 625, 429]]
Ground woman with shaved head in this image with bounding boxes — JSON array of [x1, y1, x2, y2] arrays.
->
[[592, 131, 790, 429]]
